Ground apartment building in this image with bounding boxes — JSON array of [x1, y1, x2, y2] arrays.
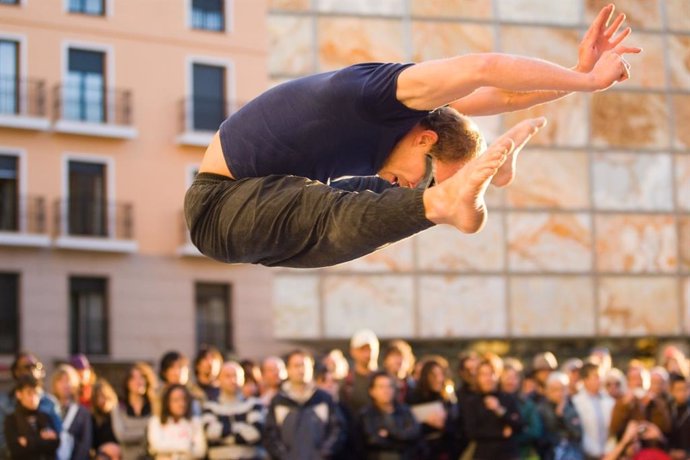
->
[[0, 0, 281, 373]]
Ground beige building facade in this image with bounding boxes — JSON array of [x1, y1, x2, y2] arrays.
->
[[0, 0, 282, 372]]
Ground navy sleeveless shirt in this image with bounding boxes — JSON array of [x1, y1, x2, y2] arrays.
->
[[219, 63, 430, 183]]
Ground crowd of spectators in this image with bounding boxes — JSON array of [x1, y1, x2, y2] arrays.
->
[[0, 334, 689, 460]]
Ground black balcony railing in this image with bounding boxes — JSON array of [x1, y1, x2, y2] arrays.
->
[[0, 76, 47, 118], [54, 198, 134, 240], [0, 196, 47, 234], [178, 96, 242, 133], [53, 83, 133, 125]]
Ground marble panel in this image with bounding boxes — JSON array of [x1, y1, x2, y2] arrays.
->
[[416, 217, 505, 272], [677, 154, 690, 210], [505, 150, 590, 209], [273, 275, 320, 338], [669, 35, 690, 90], [585, 0, 662, 30], [592, 152, 674, 211], [410, 0, 492, 19], [496, 0, 580, 26], [318, 18, 405, 71], [500, 26, 579, 67], [323, 275, 414, 337], [591, 93, 670, 149], [268, 16, 314, 76], [510, 276, 596, 337], [472, 115, 503, 146], [673, 95, 690, 150], [598, 277, 680, 336], [503, 94, 588, 148], [680, 216, 690, 272], [507, 212, 593, 272], [411, 22, 494, 62], [325, 237, 414, 272], [621, 33, 665, 89], [419, 276, 506, 337], [595, 215, 677, 273], [317, 0, 404, 16], [269, 0, 311, 11], [666, 0, 690, 32]]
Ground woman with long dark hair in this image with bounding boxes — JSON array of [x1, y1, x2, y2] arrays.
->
[[112, 362, 158, 460], [462, 359, 522, 460], [406, 358, 456, 460], [147, 384, 206, 460]]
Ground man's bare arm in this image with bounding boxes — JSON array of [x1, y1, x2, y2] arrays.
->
[[448, 87, 569, 116], [396, 50, 628, 111], [448, 4, 641, 116]]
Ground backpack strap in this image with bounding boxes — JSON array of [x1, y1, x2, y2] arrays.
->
[[62, 403, 79, 431]]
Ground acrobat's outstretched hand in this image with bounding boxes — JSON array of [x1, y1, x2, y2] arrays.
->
[[577, 3, 642, 73]]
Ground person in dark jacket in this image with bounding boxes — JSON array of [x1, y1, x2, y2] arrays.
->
[[91, 379, 121, 459], [500, 359, 543, 460], [50, 364, 92, 460], [407, 358, 457, 460], [668, 373, 690, 459], [0, 351, 63, 459], [4, 375, 60, 460], [264, 349, 345, 460], [462, 358, 522, 460], [357, 371, 420, 460], [537, 372, 583, 460]]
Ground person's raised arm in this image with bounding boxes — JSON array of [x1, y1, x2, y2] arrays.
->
[[397, 7, 634, 111], [398, 49, 629, 111], [450, 3, 641, 116]]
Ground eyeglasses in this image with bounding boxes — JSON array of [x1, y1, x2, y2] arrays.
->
[[20, 362, 42, 370]]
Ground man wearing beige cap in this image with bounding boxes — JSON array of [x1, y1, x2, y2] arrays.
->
[[340, 329, 380, 422]]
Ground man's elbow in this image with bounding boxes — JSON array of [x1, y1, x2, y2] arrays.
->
[[470, 53, 506, 88]]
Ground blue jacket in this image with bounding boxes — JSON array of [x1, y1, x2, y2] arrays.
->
[[264, 383, 345, 460]]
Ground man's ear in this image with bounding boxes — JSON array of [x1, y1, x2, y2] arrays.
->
[[417, 130, 438, 147]]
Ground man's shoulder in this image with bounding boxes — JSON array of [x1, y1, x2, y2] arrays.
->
[[311, 388, 335, 404]]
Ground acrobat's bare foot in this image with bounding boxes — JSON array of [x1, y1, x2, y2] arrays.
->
[[491, 117, 547, 188], [424, 139, 514, 233]]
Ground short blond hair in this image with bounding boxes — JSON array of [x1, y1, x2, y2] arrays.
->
[[50, 364, 80, 398]]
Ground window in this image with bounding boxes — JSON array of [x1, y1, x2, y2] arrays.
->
[[195, 282, 232, 352], [0, 155, 18, 231], [70, 276, 108, 355], [68, 0, 105, 15], [66, 48, 105, 122], [192, 63, 225, 131], [68, 160, 107, 236], [0, 273, 19, 354], [191, 0, 224, 32], [0, 40, 19, 115]]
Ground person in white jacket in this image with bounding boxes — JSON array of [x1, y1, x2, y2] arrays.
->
[[572, 362, 616, 460], [147, 384, 206, 460]]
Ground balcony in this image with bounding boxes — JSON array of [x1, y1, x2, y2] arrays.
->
[[53, 198, 138, 253], [0, 77, 50, 131], [0, 196, 51, 248], [53, 83, 137, 139], [177, 210, 205, 257], [176, 96, 241, 147]]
